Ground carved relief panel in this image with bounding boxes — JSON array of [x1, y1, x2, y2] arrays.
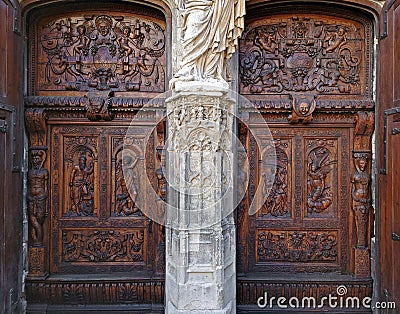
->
[[237, 10, 373, 298], [239, 12, 370, 98], [49, 125, 157, 273], [29, 9, 166, 94], [240, 123, 350, 274]]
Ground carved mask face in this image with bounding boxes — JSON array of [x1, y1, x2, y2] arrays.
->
[[79, 156, 87, 169], [32, 155, 42, 169], [356, 158, 367, 172], [123, 27, 131, 37], [299, 102, 310, 115], [98, 22, 110, 36]]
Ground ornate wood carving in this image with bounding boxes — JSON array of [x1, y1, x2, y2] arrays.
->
[[25, 109, 50, 278], [64, 136, 98, 217], [81, 91, 114, 121], [239, 14, 367, 96], [34, 13, 165, 93], [113, 148, 141, 217], [257, 230, 338, 262], [306, 139, 337, 214], [28, 148, 49, 247], [288, 95, 316, 123], [26, 279, 164, 305], [62, 229, 145, 262], [352, 111, 374, 278], [259, 140, 290, 217]]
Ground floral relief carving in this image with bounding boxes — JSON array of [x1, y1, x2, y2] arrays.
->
[[37, 14, 165, 92], [257, 230, 338, 262], [62, 229, 145, 262]]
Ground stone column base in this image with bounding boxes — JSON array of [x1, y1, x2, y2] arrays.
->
[[166, 300, 235, 314]]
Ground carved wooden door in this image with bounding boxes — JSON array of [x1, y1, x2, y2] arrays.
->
[[24, 2, 167, 311], [237, 5, 374, 312], [0, 0, 23, 312], [377, 0, 400, 308]]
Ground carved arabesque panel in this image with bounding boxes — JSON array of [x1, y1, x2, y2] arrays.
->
[[239, 14, 367, 96], [62, 229, 145, 263], [34, 13, 165, 93], [257, 230, 338, 263]]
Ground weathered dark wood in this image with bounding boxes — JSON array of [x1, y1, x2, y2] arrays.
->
[[377, 0, 400, 308], [0, 0, 23, 312]]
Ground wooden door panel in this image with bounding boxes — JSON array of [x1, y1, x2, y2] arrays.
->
[[237, 5, 374, 312], [0, 0, 23, 312], [244, 126, 349, 274], [25, 2, 167, 310], [378, 0, 400, 308]]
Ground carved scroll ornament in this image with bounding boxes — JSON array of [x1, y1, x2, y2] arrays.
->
[[36, 14, 165, 92], [240, 15, 366, 95]]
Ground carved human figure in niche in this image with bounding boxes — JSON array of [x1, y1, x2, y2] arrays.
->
[[69, 154, 94, 216], [170, 0, 245, 88], [115, 157, 140, 216], [28, 149, 49, 246], [325, 26, 347, 53], [351, 153, 371, 247], [307, 143, 334, 213]]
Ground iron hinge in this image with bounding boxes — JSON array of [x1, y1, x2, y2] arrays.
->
[[392, 233, 400, 241], [380, 107, 400, 174], [0, 103, 18, 171], [392, 128, 400, 135], [0, 119, 7, 133]]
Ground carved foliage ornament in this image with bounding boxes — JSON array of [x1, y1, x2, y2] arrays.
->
[[257, 230, 338, 262], [36, 14, 165, 92], [62, 229, 145, 262], [240, 15, 365, 95]]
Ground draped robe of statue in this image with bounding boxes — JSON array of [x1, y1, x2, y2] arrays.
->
[[172, 0, 245, 87]]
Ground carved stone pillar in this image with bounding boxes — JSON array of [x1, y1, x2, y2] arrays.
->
[[352, 111, 374, 278], [165, 86, 236, 313], [25, 108, 49, 278]]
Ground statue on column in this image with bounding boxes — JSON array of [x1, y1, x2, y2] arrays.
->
[[170, 0, 245, 88], [351, 152, 371, 247], [28, 149, 49, 246]]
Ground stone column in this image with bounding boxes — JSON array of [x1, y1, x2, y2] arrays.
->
[[165, 84, 236, 313]]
